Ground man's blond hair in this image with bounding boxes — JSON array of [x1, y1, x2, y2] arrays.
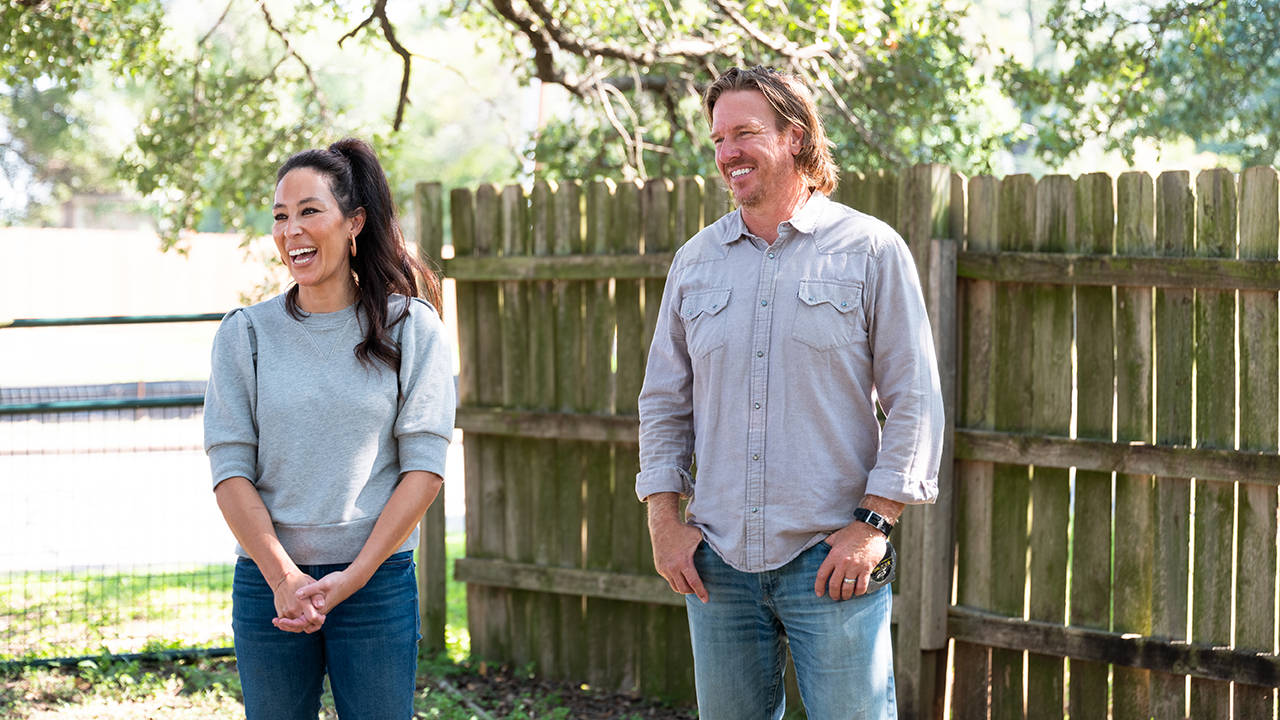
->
[[703, 66, 839, 194]]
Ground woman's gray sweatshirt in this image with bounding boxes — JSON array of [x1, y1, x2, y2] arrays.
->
[[203, 293, 455, 565]]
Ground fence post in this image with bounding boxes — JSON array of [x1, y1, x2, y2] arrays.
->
[[415, 181, 448, 655], [897, 163, 959, 719]]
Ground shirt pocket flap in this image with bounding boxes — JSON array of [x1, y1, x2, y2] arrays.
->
[[680, 288, 732, 320], [798, 279, 861, 313]]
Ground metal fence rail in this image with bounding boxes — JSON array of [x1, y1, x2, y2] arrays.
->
[[1, 313, 232, 666]]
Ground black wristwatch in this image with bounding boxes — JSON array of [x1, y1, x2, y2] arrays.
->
[[853, 507, 894, 537]]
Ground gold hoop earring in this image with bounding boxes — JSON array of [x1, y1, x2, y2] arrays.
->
[[349, 234, 357, 257]]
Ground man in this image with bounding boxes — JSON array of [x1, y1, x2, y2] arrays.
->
[[636, 66, 944, 720]]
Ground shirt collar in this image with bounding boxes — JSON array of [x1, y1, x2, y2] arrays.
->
[[721, 190, 830, 245]]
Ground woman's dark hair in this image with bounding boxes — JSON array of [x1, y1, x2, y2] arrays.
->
[[275, 137, 443, 371]]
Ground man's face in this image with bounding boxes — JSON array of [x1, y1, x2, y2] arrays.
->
[[709, 89, 804, 210]]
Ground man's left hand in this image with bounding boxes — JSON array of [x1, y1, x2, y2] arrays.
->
[[815, 520, 886, 601]]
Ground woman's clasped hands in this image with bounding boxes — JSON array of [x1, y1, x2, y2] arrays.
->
[[272, 569, 362, 633]]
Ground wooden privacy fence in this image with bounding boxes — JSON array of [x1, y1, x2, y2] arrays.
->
[[950, 167, 1280, 720], [414, 164, 1280, 718]]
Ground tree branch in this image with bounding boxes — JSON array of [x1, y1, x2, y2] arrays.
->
[[339, 0, 415, 130], [256, 0, 330, 122]]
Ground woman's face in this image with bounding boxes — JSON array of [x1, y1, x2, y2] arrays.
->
[[272, 167, 364, 306]]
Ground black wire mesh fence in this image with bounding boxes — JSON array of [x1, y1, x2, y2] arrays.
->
[[1, 380, 236, 665]]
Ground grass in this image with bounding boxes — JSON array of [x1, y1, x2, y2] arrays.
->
[[0, 565, 234, 661], [0, 533, 490, 718], [0, 653, 495, 719], [0, 533, 695, 718], [1, 533, 471, 664]]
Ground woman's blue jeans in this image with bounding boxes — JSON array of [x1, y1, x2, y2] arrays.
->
[[685, 541, 897, 720], [231, 551, 419, 719]]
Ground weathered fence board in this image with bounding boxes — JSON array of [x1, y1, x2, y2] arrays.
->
[[1152, 171, 1194, 720], [415, 183, 449, 655], [549, 180, 589, 681], [1068, 172, 1113, 720], [1190, 169, 1237, 716], [1112, 171, 1156, 720], [1026, 175, 1073, 715], [992, 173, 1035, 720], [953, 174, 998, 720], [583, 179, 622, 690], [1236, 167, 1280, 717], [611, 178, 646, 691]]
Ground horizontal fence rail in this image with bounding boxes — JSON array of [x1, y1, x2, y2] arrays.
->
[[0, 312, 226, 328], [948, 606, 1280, 688], [0, 395, 206, 416], [443, 248, 1280, 290]]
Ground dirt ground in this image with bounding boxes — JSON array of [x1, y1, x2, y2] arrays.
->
[[441, 662, 698, 719]]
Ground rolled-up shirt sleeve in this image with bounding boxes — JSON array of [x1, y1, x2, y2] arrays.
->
[[204, 309, 259, 490], [864, 234, 945, 504], [394, 300, 456, 479], [636, 261, 696, 501]]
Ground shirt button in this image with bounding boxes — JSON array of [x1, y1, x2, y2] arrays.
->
[[756, 351, 764, 358], [767, 252, 775, 259], [752, 454, 759, 461], [760, 300, 768, 307], [753, 402, 761, 409], [751, 507, 759, 513]]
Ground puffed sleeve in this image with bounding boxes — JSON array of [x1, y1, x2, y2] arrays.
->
[[203, 309, 259, 490], [394, 299, 456, 477]]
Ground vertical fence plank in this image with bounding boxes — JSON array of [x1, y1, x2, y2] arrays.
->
[[917, 166, 960, 720], [528, 181, 560, 676], [1236, 167, 1280, 719], [1113, 171, 1156, 720], [892, 164, 941, 718], [498, 183, 536, 668], [953, 175, 999, 720], [550, 180, 588, 682], [1152, 171, 1194, 720], [415, 182, 448, 654], [635, 178, 676, 698], [583, 179, 620, 689], [663, 176, 702, 703], [1190, 168, 1237, 717], [452, 187, 483, 656], [469, 183, 510, 661], [607, 179, 645, 693], [1026, 175, 1074, 717], [1069, 173, 1114, 719], [991, 173, 1036, 720]]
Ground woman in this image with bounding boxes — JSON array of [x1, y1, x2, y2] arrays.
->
[[203, 138, 455, 719]]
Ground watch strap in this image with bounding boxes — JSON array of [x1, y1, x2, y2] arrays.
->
[[853, 507, 894, 536]]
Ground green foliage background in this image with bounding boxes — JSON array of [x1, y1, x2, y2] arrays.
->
[[2, 0, 1276, 240]]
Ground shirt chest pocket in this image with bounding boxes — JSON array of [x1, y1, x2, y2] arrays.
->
[[680, 287, 732, 359], [792, 279, 865, 351]]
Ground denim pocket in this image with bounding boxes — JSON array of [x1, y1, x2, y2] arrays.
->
[[680, 287, 732, 358], [792, 279, 864, 351]]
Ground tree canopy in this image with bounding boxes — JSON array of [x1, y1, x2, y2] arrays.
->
[[2, 0, 1276, 238]]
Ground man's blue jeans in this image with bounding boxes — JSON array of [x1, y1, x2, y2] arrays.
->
[[685, 541, 897, 720], [231, 551, 419, 719]]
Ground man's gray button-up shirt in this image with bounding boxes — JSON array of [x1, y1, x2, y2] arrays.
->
[[636, 192, 945, 573]]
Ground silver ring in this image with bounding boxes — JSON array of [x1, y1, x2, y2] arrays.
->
[[842, 578, 856, 584]]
